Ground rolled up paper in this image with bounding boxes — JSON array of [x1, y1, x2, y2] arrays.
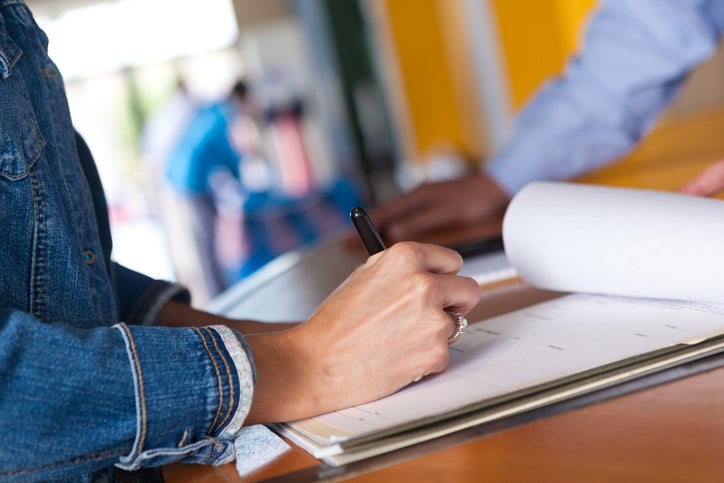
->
[[503, 181, 724, 303]]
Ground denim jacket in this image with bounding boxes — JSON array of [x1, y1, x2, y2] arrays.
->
[[0, 1, 254, 481]]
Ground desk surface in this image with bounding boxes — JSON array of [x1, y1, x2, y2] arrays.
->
[[165, 106, 724, 482]]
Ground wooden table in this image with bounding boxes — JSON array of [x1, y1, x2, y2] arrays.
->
[[164, 106, 724, 482]]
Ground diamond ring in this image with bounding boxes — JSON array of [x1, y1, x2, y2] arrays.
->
[[447, 312, 468, 345]]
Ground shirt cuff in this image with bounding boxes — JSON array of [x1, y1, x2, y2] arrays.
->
[[211, 326, 255, 442]]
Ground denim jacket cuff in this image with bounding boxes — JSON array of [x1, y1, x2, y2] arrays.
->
[[210, 326, 255, 446], [113, 323, 253, 470]]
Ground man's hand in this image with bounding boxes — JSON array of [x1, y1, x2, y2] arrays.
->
[[369, 173, 510, 244], [680, 158, 724, 197]]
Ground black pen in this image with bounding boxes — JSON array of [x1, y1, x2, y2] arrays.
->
[[350, 206, 386, 255]]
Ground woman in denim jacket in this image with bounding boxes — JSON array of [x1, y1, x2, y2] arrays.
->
[[0, 1, 480, 481]]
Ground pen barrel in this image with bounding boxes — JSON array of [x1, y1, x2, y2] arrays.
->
[[350, 207, 386, 255]]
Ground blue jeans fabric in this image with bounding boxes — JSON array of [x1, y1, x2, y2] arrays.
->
[[0, 1, 249, 480]]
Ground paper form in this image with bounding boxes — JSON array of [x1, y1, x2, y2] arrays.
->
[[287, 293, 724, 445]]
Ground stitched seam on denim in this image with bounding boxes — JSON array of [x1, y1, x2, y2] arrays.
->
[[29, 171, 46, 316], [0, 447, 123, 477], [206, 327, 235, 433], [202, 440, 220, 465], [178, 429, 189, 447], [114, 323, 148, 460], [192, 327, 224, 435]]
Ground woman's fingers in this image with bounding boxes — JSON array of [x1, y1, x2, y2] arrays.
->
[[366, 241, 465, 275]]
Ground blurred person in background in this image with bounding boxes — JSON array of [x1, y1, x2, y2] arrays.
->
[[211, 79, 364, 290], [139, 75, 199, 276], [140, 76, 199, 195], [164, 79, 253, 304]]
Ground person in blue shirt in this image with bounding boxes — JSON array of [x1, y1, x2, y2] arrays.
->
[[372, 0, 724, 243], [0, 1, 480, 481], [164, 80, 252, 303]]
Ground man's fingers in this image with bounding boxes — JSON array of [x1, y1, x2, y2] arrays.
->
[[384, 204, 463, 242], [681, 159, 724, 197], [371, 185, 434, 228]]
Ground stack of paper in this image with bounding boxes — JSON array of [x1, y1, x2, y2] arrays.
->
[[276, 293, 724, 465]]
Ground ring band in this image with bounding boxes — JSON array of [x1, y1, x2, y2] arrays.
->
[[447, 312, 468, 345]]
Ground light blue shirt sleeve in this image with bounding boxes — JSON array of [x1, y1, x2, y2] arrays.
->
[[486, 0, 724, 195]]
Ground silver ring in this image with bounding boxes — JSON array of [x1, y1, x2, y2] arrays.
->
[[447, 312, 468, 345]]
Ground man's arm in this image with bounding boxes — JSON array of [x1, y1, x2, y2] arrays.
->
[[489, 0, 724, 193], [373, 0, 724, 243]]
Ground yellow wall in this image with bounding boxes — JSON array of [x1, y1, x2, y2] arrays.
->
[[382, 0, 470, 160], [376, 0, 596, 162], [491, 0, 597, 108]]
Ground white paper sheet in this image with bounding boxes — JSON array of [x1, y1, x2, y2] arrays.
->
[[285, 293, 724, 448], [503, 182, 724, 303]]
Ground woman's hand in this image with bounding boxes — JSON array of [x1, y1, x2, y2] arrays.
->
[[245, 241, 480, 423]]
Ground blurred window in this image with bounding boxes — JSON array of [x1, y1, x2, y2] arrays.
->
[[37, 0, 238, 80]]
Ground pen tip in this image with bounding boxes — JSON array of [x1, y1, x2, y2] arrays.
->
[[350, 206, 366, 219]]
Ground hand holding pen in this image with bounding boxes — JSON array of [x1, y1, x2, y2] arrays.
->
[[243, 208, 480, 423], [350, 206, 471, 345]]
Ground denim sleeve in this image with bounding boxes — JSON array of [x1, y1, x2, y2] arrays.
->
[[487, 0, 724, 195], [112, 262, 191, 326], [0, 309, 254, 481]]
